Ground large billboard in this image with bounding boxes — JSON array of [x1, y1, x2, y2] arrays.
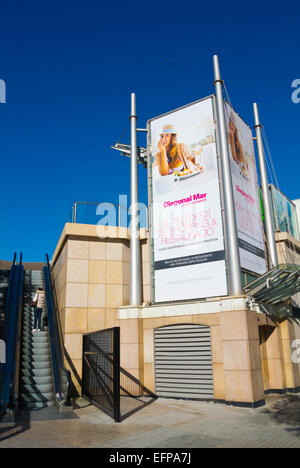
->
[[149, 97, 228, 303], [224, 103, 266, 275]]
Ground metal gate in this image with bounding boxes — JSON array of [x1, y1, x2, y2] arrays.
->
[[82, 328, 120, 422], [154, 324, 214, 399]]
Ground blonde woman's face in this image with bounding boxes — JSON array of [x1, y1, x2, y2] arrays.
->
[[161, 133, 172, 148]]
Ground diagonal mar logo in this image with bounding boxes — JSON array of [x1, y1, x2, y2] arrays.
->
[[0, 79, 6, 103]]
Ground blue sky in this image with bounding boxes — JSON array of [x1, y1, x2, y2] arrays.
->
[[0, 0, 299, 261]]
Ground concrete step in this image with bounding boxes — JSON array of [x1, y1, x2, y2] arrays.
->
[[22, 355, 52, 365], [22, 346, 51, 354], [20, 392, 55, 403], [22, 343, 50, 353], [22, 361, 52, 370], [31, 330, 48, 336], [22, 343, 51, 355], [22, 336, 49, 344], [21, 383, 54, 394], [23, 330, 48, 336], [21, 368, 53, 378], [22, 352, 51, 362], [21, 375, 53, 385], [22, 319, 34, 324], [20, 401, 56, 410]]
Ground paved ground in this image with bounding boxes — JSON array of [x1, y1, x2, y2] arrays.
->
[[1, 394, 300, 448]]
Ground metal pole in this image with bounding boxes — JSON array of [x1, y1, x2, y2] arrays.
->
[[253, 103, 278, 268], [213, 55, 243, 296], [147, 120, 155, 305], [130, 93, 142, 305], [74, 202, 77, 224]]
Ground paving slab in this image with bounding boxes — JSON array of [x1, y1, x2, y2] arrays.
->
[[1, 394, 300, 448]]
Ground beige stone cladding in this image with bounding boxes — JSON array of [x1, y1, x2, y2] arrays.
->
[[118, 299, 300, 404], [50, 224, 300, 402], [258, 313, 300, 392], [51, 223, 150, 393], [119, 297, 267, 406]]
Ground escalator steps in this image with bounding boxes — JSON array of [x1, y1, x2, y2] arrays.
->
[[19, 270, 56, 410]]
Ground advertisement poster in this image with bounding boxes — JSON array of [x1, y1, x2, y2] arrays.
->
[[270, 184, 300, 240], [149, 97, 228, 303], [224, 103, 266, 275]]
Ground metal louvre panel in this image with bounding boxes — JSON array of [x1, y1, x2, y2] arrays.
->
[[154, 324, 214, 399]]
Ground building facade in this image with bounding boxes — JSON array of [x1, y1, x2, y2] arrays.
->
[[51, 218, 300, 407]]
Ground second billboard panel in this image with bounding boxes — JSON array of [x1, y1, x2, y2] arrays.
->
[[224, 103, 266, 275]]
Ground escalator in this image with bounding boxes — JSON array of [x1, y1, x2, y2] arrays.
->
[[19, 269, 56, 409], [0, 254, 73, 414], [0, 263, 13, 338]]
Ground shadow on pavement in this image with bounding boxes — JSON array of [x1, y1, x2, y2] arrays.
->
[[120, 395, 157, 422], [263, 394, 300, 434], [119, 367, 158, 422], [0, 410, 31, 442]]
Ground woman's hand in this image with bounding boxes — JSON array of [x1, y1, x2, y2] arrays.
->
[[194, 163, 205, 173], [158, 139, 168, 155]]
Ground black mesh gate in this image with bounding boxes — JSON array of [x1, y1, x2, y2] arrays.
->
[[82, 327, 120, 422]]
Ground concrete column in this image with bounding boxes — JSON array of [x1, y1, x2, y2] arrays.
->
[[221, 308, 265, 407], [259, 325, 286, 392]]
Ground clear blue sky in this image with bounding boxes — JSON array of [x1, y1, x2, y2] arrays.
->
[[0, 0, 299, 262]]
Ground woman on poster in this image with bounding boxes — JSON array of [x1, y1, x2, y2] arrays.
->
[[228, 113, 249, 177], [155, 124, 205, 176]]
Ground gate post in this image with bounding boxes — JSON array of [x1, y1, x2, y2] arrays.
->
[[113, 327, 121, 422]]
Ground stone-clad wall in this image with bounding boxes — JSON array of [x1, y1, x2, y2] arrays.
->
[[50, 225, 300, 403], [118, 298, 266, 406], [51, 223, 150, 393], [118, 297, 300, 406]]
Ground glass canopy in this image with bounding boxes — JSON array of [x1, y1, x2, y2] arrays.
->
[[243, 264, 300, 305]]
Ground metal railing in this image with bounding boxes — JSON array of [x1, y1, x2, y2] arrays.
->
[[82, 328, 157, 422], [44, 255, 73, 406], [69, 201, 149, 230], [82, 328, 120, 422], [0, 253, 24, 413], [11, 254, 24, 411]]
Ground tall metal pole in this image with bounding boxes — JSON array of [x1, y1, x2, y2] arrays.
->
[[130, 93, 142, 305], [74, 202, 77, 223], [253, 103, 278, 269], [213, 55, 243, 296]]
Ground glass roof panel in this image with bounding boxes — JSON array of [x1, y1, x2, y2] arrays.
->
[[243, 264, 300, 304]]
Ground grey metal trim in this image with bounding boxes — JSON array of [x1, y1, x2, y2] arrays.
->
[[147, 94, 215, 126]]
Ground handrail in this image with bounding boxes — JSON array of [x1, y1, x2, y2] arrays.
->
[[71, 200, 149, 229], [11, 255, 24, 410], [44, 254, 72, 406], [0, 253, 16, 405], [0, 253, 23, 413], [2, 253, 17, 339]]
